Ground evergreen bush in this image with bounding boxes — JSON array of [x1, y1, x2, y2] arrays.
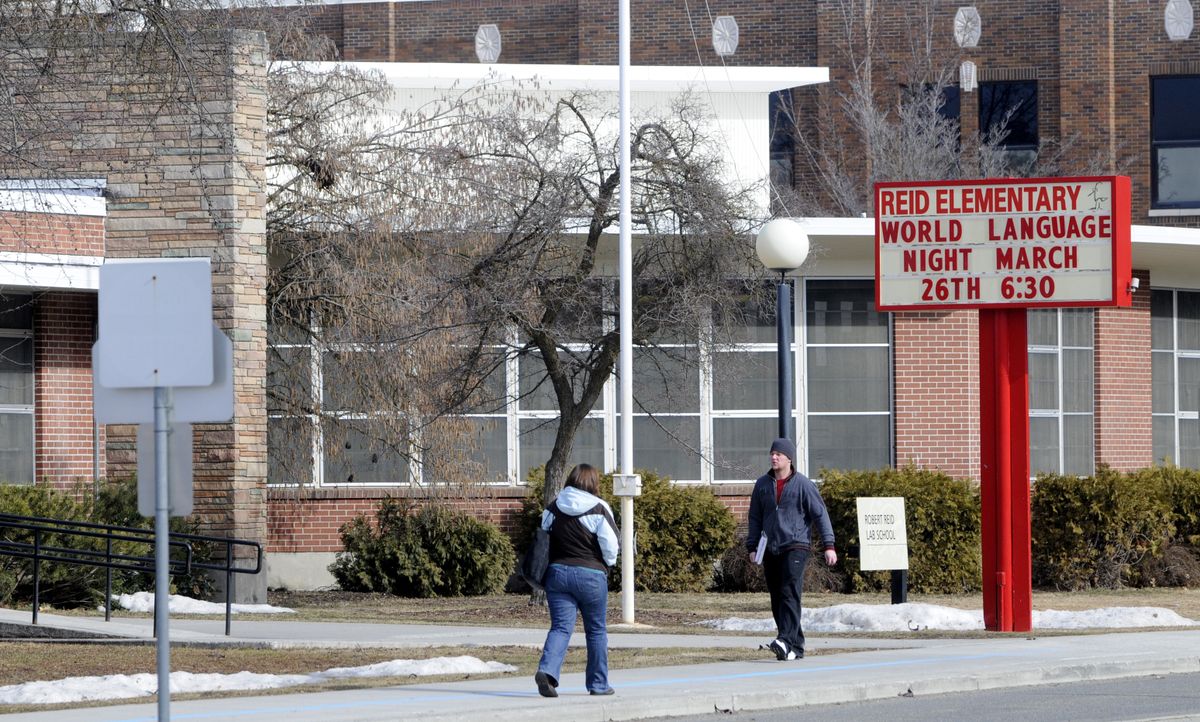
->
[[0, 478, 214, 608], [329, 499, 514, 597], [1031, 466, 1173, 590], [819, 467, 982, 594], [522, 468, 736, 592]]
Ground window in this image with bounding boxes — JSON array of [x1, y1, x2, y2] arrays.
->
[[1028, 308, 1094, 477], [769, 90, 795, 192], [267, 279, 895, 486], [1151, 289, 1200, 467], [1151, 76, 1200, 209], [979, 80, 1038, 167], [0, 295, 34, 485], [804, 280, 892, 474]]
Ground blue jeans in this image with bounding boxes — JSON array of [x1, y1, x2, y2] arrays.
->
[[537, 563, 610, 693]]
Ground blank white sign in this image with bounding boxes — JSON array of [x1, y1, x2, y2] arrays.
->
[[97, 258, 214, 389]]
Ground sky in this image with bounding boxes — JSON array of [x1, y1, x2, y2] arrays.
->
[[5, 594, 1194, 707]]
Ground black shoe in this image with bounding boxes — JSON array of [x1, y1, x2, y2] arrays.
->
[[767, 638, 791, 661], [589, 687, 616, 695], [535, 671, 558, 698]]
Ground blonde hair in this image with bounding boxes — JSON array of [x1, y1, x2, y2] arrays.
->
[[564, 463, 600, 495]]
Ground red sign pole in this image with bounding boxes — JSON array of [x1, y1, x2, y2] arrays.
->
[[979, 307, 1031, 632]]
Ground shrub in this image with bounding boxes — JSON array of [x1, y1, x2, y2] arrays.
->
[[0, 484, 97, 608], [710, 540, 843, 593], [1031, 466, 1173, 590], [0, 478, 218, 608], [329, 499, 514, 597], [523, 468, 736, 592], [819, 467, 982, 594]]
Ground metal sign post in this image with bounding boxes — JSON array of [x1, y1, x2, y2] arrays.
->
[[875, 176, 1132, 632], [94, 258, 233, 721]]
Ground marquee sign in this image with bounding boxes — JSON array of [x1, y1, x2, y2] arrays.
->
[[874, 176, 1132, 311]]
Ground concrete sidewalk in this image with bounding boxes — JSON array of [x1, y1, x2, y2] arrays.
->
[[2, 609, 1199, 722]]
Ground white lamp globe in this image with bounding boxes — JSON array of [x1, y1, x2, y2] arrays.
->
[[756, 218, 810, 272]]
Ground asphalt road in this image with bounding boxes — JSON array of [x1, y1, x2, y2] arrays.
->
[[646, 671, 1200, 722]]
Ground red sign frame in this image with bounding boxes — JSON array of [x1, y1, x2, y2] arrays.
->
[[874, 176, 1132, 312]]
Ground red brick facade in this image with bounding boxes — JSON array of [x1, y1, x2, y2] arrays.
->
[[0, 211, 104, 256], [33, 292, 101, 492]]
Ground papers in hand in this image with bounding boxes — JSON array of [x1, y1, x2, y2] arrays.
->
[[752, 533, 767, 565]]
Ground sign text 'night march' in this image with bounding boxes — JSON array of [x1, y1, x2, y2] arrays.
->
[[874, 176, 1132, 311]]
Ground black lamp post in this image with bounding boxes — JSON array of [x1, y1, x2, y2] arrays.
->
[[755, 219, 810, 440]]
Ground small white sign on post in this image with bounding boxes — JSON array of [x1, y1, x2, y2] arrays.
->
[[856, 497, 909, 571], [136, 423, 193, 517]]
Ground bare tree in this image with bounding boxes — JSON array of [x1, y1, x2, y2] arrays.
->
[[263, 74, 772, 500], [776, 0, 1118, 218]]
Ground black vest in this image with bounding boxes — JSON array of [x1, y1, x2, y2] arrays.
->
[[548, 501, 613, 572]]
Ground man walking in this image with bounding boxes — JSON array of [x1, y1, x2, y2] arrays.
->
[[746, 437, 837, 660]]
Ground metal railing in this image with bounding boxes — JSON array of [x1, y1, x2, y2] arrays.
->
[[0, 512, 263, 636]]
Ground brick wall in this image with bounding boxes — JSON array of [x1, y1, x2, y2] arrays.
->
[[33, 291, 101, 492], [0, 211, 104, 256], [893, 309, 980, 481], [266, 483, 759, 553], [1094, 269, 1153, 470]]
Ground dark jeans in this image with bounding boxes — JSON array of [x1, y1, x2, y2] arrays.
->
[[762, 547, 810, 652]]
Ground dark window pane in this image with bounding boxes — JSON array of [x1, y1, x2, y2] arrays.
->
[[806, 347, 889, 412], [715, 282, 778, 344], [712, 350, 777, 410], [1030, 416, 1060, 475], [807, 415, 889, 474], [267, 346, 311, 415], [0, 337, 33, 406], [1182, 291, 1200, 351], [617, 416, 701, 481], [0, 295, 33, 330], [805, 280, 887, 344], [1062, 309, 1093, 348], [268, 416, 313, 485], [426, 417, 508, 484], [1156, 148, 1200, 207], [1182, 419, 1200, 470], [0, 412, 33, 485], [940, 85, 961, 123], [1152, 76, 1200, 142], [322, 422, 410, 484], [1062, 349, 1093, 414], [979, 80, 1038, 148], [1151, 290, 1175, 350], [1063, 415, 1094, 476], [631, 348, 699, 413], [517, 354, 558, 412], [1028, 309, 1057, 346], [1153, 351, 1175, 413], [1180, 357, 1200, 413], [519, 417, 604, 483], [1153, 415, 1176, 466], [769, 89, 795, 190], [712, 417, 777, 481], [1028, 351, 1058, 411]]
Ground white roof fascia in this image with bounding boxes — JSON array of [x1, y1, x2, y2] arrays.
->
[[0, 252, 103, 291], [303, 62, 829, 93], [0, 178, 107, 218]]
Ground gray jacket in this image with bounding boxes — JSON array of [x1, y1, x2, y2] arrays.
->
[[746, 470, 835, 555]]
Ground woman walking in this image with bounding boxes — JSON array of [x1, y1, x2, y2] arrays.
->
[[534, 463, 620, 697]]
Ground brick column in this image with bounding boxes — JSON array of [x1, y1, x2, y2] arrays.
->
[[34, 292, 102, 494], [1093, 269, 1152, 470], [892, 309, 980, 481]]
